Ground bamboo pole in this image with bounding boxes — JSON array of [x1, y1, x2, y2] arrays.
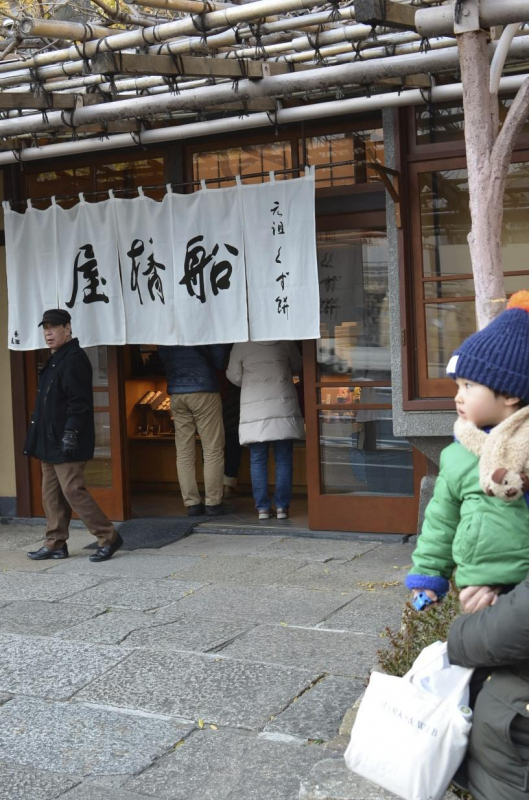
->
[[124, 0, 236, 13], [17, 17, 118, 41], [1, 74, 527, 167], [0, 0, 330, 75]]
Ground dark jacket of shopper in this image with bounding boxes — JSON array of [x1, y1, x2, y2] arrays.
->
[[158, 345, 230, 394], [447, 576, 529, 800], [24, 338, 95, 464]]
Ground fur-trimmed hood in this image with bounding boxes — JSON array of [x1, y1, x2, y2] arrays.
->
[[454, 405, 529, 501]]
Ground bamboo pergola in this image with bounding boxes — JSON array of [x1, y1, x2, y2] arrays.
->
[[0, 0, 527, 163]]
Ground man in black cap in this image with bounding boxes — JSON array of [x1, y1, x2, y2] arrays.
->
[[25, 309, 123, 561]]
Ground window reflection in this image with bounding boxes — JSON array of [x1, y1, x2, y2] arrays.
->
[[192, 142, 291, 188], [302, 130, 384, 187], [85, 411, 112, 488], [419, 163, 529, 378], [319, 410, 413, 496], [317, 230, 390, 380]]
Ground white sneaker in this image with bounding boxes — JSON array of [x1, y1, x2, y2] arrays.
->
[[276, 508, 288, 520], [258, 510, 270, 520]]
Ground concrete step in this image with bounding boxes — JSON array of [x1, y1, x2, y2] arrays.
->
[[299, 758, 460, 800]]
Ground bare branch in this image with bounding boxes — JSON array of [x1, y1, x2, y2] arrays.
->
[[491, 76, 529, 177]]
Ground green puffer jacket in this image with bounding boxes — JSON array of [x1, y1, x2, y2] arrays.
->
[[409, 441, 529, 588], [448, 576, 529, 800]]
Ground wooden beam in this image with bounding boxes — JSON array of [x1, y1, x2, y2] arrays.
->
[[0, 93, 102, 109], [91, 52, 314, 79], [354, 0, 417, 32]]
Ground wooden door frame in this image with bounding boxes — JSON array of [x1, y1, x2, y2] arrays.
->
[[303, 214, 427, 534]]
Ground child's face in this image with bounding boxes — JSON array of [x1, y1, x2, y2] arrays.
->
[[454, 377, 520, 427]]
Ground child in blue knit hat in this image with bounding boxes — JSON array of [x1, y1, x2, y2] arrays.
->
[[406, 291, 529, 611]]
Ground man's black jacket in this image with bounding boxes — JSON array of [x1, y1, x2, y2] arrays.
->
[[24, 338, 95, 463]]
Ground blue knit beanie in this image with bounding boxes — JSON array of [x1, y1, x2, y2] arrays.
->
[[446, 291, 529, 402]]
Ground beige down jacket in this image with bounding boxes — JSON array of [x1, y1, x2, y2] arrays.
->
[[227, 341, 305, 445]]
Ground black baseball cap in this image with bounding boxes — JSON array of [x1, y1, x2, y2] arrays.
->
[[38, 309, 72, 327]]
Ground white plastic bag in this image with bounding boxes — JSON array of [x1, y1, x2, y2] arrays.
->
[[344, 641, 474, 800]]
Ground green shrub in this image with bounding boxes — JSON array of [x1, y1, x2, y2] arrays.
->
[[376, 591, 461, 677]]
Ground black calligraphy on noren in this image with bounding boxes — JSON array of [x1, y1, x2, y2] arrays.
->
[[128, 238, 166, 305], [276, 296, 290, 318], [10, 330, 20, 345], [180, 235, 238, 304], [66, 244, 109, 309], [276, 272, 290, 291]]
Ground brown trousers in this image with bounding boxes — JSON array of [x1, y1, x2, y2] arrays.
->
[[170, 392, 225, 507], [41, 461, 117, 548]]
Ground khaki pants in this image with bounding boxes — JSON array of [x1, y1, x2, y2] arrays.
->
[[41, 461, 117, 548], [170, 392, 225, 507]]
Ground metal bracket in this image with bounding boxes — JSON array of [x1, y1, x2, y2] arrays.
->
[[453, 0, 481, 35], [368, 161, 402, 228]]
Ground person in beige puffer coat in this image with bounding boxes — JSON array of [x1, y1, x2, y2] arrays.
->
[[227, 341, 304, 520]]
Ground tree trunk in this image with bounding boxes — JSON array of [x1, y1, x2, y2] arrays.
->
[[458, 30, 507, 329]]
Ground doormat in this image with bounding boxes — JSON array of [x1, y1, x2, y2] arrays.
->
[[83, 517, 199, 551]]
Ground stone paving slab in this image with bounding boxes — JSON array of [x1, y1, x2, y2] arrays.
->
[[277, 546, 414, 593], [0, 572, 104, 603], [0, 763, 79, 800], [75, 649, 321, 729], [167, 555, 307, 586], [322, 587, 409, 634], [66, 577, 205, 611], [0, 552, 60, 572], [252, 538, 381, 562], [219, 625, 381, 678], [0, 634, 128, 699], [264, 676, 364, 742], [125, 728, 325, 800], [0, 600, 102, 637], [153, 584, 358, 626], [47, 553, 202, 580], [299, 758, 459, 800], [57, 609, 158, 645], [0, 697, 192, 776], [121, 616, 255, 653], [60, 787, 149, 800], [0, 525, 50, 549], [161, 533, 279, 557]]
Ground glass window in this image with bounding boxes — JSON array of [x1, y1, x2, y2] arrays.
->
[[84, 411, 112, 488], [317, 229, 390, 380], [302, 130, 384, 187], [418, 161, 529, 381], [416, 94, 529, 146], [27, 167, 92, 209], [319, 409, 413, 496], [95, 157, 165, 198], [192, 142, 292, 188]]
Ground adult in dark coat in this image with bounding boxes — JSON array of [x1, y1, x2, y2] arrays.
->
[[448, 579, 529, 800], [25, 309, 122, 562]]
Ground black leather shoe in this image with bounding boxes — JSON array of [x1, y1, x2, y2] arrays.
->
[[27, 544, 69, 560], [205, 503, 232, 517], [89, 532, 124, 563], [187, 503, 205, 517]]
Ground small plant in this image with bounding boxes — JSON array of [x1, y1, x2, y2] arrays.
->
[[376, 591, 461, 678]]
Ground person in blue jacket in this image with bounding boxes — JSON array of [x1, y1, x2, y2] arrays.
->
[[158, 344, 230, 516]]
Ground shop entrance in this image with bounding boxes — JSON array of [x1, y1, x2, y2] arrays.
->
[[122, 345, 309, 524], [304, 213, 425, 534]]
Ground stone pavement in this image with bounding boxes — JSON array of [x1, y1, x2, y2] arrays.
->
[[0, 521, 418, 799]]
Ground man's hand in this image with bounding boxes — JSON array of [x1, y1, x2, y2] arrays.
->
[[459, 585, 501, 613], [61, 429, 79, 457]]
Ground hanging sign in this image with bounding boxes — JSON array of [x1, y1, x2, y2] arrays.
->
[[5, 176, 320, 350], [171, 184, 248, 345], [113, 189, 176, 345], [3, 201, 58, 351], [240, 168, 320, 341], [55, 196, 126, 347]]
